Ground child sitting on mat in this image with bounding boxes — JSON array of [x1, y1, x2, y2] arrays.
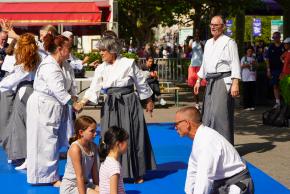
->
[[60, 115, 100, 194]]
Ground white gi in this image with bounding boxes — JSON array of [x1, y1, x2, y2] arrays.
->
[[84, 57, 152, 103], [197, 34, 241, 91], [26, 55, 71, 184], [0, 65, 35, 144], [185, 125, 246, 194], [0, 64, 34, 93], [37, 41, 49, 61], [67, 53, 85, 70], [59, 61, 78, 147], [1, 55, 16, 73], [197, 35, 241, 144], [84, 57, 156, 179]]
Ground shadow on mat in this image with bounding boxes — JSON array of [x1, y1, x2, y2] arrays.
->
[[144, 161, 187, 181], [235, 142, 276, 156], [126, 190, 141, 194]]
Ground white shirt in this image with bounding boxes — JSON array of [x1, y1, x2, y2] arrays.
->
[[240, 56, 256, 82], [190, 40, 203, 67], [185, 125, 246, 194], [0, 64, 35, 93], [37, 41, 49, 61], [84, 57, 153, 103], [67, 53, 85, 70], [197, 35, 241, 90], [33, 55, 71, 105], [1, 55, 16, 73]]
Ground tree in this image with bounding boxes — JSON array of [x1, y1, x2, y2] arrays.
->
[[118, 0, 191, 47], [274, 0, 290, 37]]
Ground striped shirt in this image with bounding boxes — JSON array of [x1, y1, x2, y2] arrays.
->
[[99, 157, 125, 194]]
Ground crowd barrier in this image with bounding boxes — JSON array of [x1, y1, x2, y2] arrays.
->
[[138, 58, 190, 83]]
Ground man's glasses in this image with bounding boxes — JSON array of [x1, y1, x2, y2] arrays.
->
[[209, 23, 223, 28]]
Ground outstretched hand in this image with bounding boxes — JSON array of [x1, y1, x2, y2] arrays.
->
[[73, 102, 84, 113], [0, 18, 12, 32]]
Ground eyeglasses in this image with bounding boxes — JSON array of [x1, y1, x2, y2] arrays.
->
[[174, 119, 187, 128], [209, 23, 223, 28]]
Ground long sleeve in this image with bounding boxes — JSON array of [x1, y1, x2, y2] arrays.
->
[[193, 150, 218, 194], [45, 67, 71, 105], [185, 152, 197, 194], [0, 66, 30, 92], [83, 65, 103, 103], [69, 57, 84, 70], [197, 56, 206, 79], [68, 65, 78, 97], [228, 40, 241, 79], [129, 62, 153, 100]]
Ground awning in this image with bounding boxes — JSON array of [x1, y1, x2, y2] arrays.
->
[[0, 1, 110, 26]]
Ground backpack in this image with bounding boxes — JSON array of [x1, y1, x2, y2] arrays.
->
[[262, 104, 290, 127]]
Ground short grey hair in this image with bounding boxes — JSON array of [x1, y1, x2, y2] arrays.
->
[[97, 37, 122, 55]]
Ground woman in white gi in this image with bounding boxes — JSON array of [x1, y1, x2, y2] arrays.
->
[[0, 33, 39, 146], [1, 33, 40, 167], [26, 34, 78, 186], [75, 36, 156, 183]]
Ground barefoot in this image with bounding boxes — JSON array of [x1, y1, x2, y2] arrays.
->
[[134, 177, 144, 184], [52, 180, 62, 187]]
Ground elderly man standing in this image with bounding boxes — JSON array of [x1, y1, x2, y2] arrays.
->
[[175, 106, 254, 194], [194, 15, 241, 145]]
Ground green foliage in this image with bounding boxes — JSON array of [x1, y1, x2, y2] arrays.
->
[[230, 16, 281, 45], [73, 51, 85, 60], [118, 0, 191, 46], [121, 51, 139, 61], [280, 75, 290, 105], [73, 51, 102, 71], [86, 52, 102, 64]]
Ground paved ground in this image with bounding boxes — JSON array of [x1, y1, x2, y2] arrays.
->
[[79, 87, 290, 189]]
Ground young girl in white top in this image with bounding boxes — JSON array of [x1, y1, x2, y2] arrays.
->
[[60, 115, 100, 194], [99, 126, 129, 194], [241, 46, 258, 110]]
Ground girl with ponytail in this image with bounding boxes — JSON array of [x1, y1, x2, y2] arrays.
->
[[99, 126, 128, 194], [60, 115, 100, 194]]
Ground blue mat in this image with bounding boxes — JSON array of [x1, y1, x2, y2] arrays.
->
[[0, 123, 289, 194]]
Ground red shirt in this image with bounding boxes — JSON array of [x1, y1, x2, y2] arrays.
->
[[282, 51, 290, 75]]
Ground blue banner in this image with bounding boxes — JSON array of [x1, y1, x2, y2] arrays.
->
[[253, 18, 262, 37], [225, 19, 233, 36]]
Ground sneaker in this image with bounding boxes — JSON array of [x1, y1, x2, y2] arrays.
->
[[160, 98, 167, 106], [15, 160, 27, 170], [273, 103, 280, 109], [244, 108, 251, 111], [7, 160, 12, 164], [194, 103, 200, 110], [250, 107, 255, 111]]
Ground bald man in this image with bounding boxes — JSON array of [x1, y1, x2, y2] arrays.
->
[[194, 15, 241, 145], [175, 106, 254, 194], [0, 31, 8, 80]]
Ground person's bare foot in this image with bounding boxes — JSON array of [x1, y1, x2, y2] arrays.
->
[[134, 177, 144, 184], [52, 180, 61, 187]]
